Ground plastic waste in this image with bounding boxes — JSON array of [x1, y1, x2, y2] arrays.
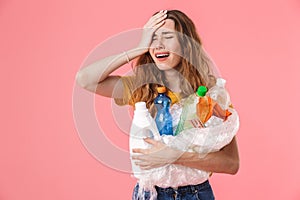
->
[[196, 86, 215, 124], [206, 78, 231, 110], [129, 96, 239, 200], [154, 86, 173, 135], [133, 107, 240, 198], [175, 86, 209, 135], [129, 102, 160, 179]]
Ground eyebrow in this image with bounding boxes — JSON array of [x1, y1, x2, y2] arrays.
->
[[153, 31, 175, 36]]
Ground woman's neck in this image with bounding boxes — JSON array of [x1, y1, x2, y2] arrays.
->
[[163, 69, 181, 93]]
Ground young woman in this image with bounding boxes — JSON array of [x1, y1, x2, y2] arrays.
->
[[76, 9, 239, 200]]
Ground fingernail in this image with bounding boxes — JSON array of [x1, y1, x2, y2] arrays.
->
[[164, 10, 168, 13]]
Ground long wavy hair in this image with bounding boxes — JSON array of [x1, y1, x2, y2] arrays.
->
[[128, 10, 216, 109]]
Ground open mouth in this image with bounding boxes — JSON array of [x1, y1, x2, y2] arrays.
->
[[155, 52, 170, 59]]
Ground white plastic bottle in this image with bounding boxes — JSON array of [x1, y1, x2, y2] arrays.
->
[[129, 102, 161, 179], [207, 78, 231, 110]]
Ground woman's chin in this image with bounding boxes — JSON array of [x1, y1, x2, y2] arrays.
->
[[156, 63, 174, 71]]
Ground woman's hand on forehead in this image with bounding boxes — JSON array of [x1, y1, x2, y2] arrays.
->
[[137, 10, 168, 52]]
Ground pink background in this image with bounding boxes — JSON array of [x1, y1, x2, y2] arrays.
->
[[1, 0, 300, 199]]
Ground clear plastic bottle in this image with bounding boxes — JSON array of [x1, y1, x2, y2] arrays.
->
[[175, 86, 208, 135], [206, 78, 231, 110], [129, 102, 160, 179], [154, 86, 173, 136]]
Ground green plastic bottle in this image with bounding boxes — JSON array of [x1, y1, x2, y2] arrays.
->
[[175, 86, 207, 135]]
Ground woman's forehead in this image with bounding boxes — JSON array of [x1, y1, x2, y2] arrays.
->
[[155, 19, 176, 34]]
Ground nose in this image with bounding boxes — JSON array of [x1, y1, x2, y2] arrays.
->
[[154, 38, 165, 50]]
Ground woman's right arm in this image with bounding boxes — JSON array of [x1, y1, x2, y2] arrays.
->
[[75, 48, 147, 98], [75, 10, 168, 98]]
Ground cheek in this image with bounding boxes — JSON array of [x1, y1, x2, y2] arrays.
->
[[149, 40, 158, 50], [149, 50, 155, 60], [167, 42, 182, 55], [169, 44, 182, 62], [175, 44, 182, 55], [171, 54, 182, 66]]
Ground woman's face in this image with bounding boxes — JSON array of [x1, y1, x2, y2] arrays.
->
[[149, 19, 182, 71]]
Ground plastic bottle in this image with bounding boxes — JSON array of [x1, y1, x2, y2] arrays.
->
[[196, 86, 214, 124], [206, 78, 231, 110], [129, 102, 160, 179], [154, 86, 173, 136], [175, 86, 209, 135]]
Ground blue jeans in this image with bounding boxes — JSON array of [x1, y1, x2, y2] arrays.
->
[[132, 180, 215, 200]]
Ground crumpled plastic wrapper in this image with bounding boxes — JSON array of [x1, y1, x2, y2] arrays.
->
[[135, 108, 240, 200]]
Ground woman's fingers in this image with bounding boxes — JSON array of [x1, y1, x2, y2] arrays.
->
[[137, 10, 167, 50], [143, 137, 159, 145], [149, 14, 167, 27], [135, 160, 166, 170], [145, 10, 167, 28], [149, 15, 167, 28], [132, 148, 149, 154], [151, 11, 167, 23], [152, 20, 166, 30], [151, 10, 167, 22]]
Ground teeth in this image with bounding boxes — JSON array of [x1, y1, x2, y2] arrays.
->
[[156, 53, 169, 58]]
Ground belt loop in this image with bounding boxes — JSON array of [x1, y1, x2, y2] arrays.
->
[[191, 185, 195, 193]]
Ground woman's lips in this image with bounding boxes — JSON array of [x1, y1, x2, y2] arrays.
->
[[155, 52, 169, 62], [156, 57, 168, 62]]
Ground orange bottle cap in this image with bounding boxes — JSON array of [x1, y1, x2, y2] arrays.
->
[[157, 86, 166, 93]]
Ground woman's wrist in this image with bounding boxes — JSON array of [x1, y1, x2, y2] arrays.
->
[[121, 47, 147, 65], [123, 51, 130, 63], [127, 47, 149, 59], [173, 151, 201, 165]]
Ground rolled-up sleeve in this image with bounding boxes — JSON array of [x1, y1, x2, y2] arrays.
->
[[114, 76, 135, 106]]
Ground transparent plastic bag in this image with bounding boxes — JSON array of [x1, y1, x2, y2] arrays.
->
[[135, 108, 240, 200]]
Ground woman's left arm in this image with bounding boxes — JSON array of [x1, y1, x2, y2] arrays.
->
[[132, 136, 239, 175], [174, 136, 239, 174]]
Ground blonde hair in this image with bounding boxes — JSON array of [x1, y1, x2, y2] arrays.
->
[[128, 10, 216, 108]]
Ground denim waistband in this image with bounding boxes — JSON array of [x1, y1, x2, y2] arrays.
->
[[154, 180, 210, 195]]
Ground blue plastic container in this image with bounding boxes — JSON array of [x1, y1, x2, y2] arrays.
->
[[154, 86, 173, 136]]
